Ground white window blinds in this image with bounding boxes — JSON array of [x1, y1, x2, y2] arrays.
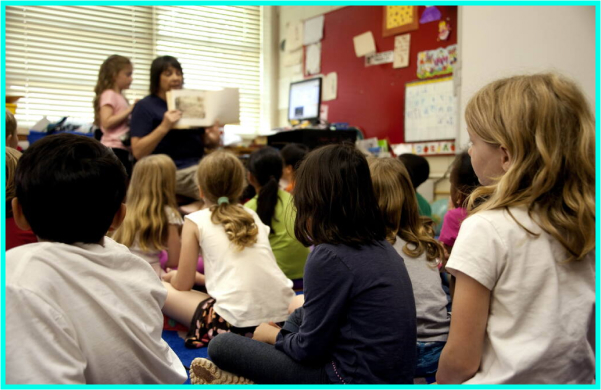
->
[[5, 6, 264, 135], [5, 6, 154, 129], [154, 6, 262, 135]]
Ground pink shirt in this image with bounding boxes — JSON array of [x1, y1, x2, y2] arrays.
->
[[439, 207, 468, 248], [99, 90, 130, 149]]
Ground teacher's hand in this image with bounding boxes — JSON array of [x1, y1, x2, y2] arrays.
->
[[162, 109, 182, 129]]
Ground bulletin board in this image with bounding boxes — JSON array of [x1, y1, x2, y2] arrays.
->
[[404, 76, 456, 142], [314, 6, 458, 143]]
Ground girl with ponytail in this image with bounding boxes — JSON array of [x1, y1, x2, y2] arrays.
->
[[246, 146, 309, 281], [161, 150, 294, 349]]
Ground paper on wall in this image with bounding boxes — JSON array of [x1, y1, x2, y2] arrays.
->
[[305, 42, 321, 75], [391, 143, 414, 156], [285, 21, 303, 52], [365, 51, 394, 66], [353, 31, 376, 57], [322, 72, 338, 101], [393, 34, 411, 69], [283, 49, 303, 67], [303, 15, 324, 45]]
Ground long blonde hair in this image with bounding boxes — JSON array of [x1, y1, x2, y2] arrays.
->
[[93, 55, 131, 126], [465, 73, 595, 262], [112, 154, 179, 252], [368, 157, 444, 263], [197, 151, 258, 250]]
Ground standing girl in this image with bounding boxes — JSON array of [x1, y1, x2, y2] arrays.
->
[[245, 146, 309, 282], [112, 154, 183, 277], [93, 55, 135, 176], [161, 150, 294, 350], [437, 74, 595, 384], [191, 144, 417, 384], [368, 157, 449, 377]]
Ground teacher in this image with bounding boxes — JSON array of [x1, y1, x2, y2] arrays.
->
[[130, 56, 220, 200]]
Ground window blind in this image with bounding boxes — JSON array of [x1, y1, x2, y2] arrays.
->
[[154, 6, 262, 135], [5, 6, 154, 130]]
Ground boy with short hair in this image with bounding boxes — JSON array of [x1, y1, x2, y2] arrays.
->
[[6, 133, 187, 384]]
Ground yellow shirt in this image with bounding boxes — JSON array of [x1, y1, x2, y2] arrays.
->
[[245, 190, 309, 280]]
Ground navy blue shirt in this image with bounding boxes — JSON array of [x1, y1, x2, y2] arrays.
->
[[130, 94, 205, 169], [275, 241, 417, 384]]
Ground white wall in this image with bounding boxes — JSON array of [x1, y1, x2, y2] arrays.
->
[[457, 6, 596, 148]]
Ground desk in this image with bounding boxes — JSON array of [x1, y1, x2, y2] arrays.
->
[[267, 129, 357, 150]]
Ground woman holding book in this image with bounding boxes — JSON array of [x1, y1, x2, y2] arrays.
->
[[130, 55, 220, 201]]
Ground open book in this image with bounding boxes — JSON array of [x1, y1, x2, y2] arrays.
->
[[166, 88, 240, 129]]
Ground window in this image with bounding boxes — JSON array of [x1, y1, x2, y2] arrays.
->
[[5, 6, 154, 129], [5, 6, 265, 135]]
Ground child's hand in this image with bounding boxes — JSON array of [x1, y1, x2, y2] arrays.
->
[[252, 322, 280, 345], [162, 110, 182, 129], [161, 268, 177, 283]]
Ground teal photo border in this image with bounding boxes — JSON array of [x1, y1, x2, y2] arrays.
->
[[0, 1, 599, 389]]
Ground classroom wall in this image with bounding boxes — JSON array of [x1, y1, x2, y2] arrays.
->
[[457, 6, 596, 148]]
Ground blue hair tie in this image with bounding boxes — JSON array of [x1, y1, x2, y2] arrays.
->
[[217, 196, 230, 205]]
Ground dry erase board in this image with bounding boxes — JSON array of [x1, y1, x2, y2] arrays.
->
[[404, 76, 456, 142]]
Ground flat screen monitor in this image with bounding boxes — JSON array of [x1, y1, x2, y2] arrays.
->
[[288, 78, 322, 123]]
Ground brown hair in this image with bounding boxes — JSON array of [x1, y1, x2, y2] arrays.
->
[[5, 109, 17, 141], [293, 143, 386, 247], [93, 55, 131, 126], [368, 157, 444, 263], [465, 73, 595, 262], [449, 150, 480, 208], [197, 151, 258, 250], [6, 147, 22, 216]]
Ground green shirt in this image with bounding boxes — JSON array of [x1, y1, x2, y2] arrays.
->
[[245, 190, 309, 280], [416, 192, 432, 218]]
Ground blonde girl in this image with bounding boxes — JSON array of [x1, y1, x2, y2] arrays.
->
[[113, 154, 183, 276], [437, 73, 595, 384], [93, 55, 135, 176], [368, 157, 449, 377], [161, 150, 294, 349]]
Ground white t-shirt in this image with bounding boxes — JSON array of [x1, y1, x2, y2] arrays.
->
[[394, 238, 449, 342], [186, 207, 295, 327], [446, 206, 595, 384], [130, 206, 183, 277], [5, 238, 187, 384]]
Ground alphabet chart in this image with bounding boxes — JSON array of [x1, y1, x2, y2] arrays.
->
[[404, 76, 456, 142]]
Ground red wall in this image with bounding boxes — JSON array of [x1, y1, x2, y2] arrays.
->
[[317, 6, 457, 144]]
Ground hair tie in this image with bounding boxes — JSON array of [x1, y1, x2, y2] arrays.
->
[[217, 196, 230, 205]]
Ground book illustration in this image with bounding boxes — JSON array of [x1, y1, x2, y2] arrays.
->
[[175, 96, 206, 119]]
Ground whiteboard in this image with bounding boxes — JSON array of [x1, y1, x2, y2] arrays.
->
[[404, 77, 456, 142]]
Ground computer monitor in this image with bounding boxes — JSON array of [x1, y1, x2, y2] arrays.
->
[[288, 78, 322, 123]]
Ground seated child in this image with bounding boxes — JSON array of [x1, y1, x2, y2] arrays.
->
[[161, 150, 294, 349], [245, 146, 309, 281], [5, 134, 187, 384], [369, 157, 449, 377], [5, 109, 19, 149], [5, 148, 37, 250], [280, 142, 309, 192], [113, 154, 183, 277], [398, 153, 432, 217], [190, 144, 417, 384]]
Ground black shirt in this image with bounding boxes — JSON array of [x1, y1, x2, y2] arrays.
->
[[275, 241, 417, 384], [130, 94, 205, 169]]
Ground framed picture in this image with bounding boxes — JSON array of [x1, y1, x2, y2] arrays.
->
[[382, 6, 419, 37]]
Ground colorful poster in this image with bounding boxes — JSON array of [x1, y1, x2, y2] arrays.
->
[[416, 44, 457, 79]]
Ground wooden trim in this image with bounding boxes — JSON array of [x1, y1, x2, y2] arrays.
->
[[382, 6, 419, 38]]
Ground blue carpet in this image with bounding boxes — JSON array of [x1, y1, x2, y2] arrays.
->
[[163, 330, 208, 384]]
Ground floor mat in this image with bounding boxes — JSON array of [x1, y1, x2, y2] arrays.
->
[[163, 329, 208, 384]]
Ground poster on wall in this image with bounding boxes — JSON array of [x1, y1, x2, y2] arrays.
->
[[305, 43, 321, 75], [303, 15, 324, 45], [382, 6, 419, 37], [416, 44, 457, 79], [393, 34, 411, 68]]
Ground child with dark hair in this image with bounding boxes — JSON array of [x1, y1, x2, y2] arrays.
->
[[398, 153, 432, 217], [5, 134, 186, 384], [189, 143, 417, 384], [245, 146, 309, 281], [280, 142, 309, 192], [439, 151, 480, 251]]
